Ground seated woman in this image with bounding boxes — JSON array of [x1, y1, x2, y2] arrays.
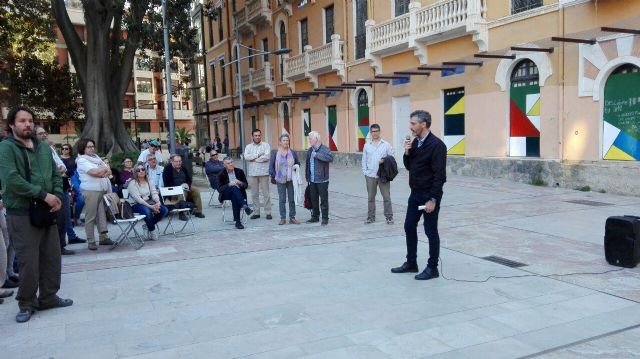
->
[[127, 164, 169, 240], [118, 157, 134, 188]]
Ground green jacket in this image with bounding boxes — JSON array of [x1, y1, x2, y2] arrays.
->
[[0, 136, 63, 214]]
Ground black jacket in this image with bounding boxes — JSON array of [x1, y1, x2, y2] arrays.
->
[[377, 156, 398, 183], [403, 132, 447, 199], [162, 165, 192, 187], [217, 168, 248, 202]]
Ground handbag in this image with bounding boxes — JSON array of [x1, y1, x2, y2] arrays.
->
[[20, 148, 57, 227], [304, 185, 312, 210], [118, 201, 135, 220]]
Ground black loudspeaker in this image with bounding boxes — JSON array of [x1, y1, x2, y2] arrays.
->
[[605, 216, 640, 268]]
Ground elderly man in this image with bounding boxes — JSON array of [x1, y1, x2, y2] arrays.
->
[[145, 153, 164, 189], [244, 129, 272, 220], [162, 154, 205, 218], [217, 157, 253, 229], [305, 131, 334, 226], [205, 149, 225, 190], [35, 127, 75, 256], [137, 140, 164, 165]]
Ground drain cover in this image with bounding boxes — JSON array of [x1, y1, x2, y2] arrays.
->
[[565, 199, 613, 207], [482, 256, 527, 268]]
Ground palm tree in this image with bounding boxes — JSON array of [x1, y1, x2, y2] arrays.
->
[[176, 127, 194, 144]]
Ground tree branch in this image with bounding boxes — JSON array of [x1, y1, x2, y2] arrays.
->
[[50, 0, 87, 86]]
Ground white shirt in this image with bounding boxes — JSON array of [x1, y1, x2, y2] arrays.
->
[[362, 139, 393, 178], [50, 146, 65, 170], [137, 149, 164, 165], [76, 157, 107, 191], [244, 141, 271, 177], [146, 164, 165, 189]]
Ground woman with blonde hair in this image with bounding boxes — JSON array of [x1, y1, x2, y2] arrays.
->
[[127, 163, 168, 240]]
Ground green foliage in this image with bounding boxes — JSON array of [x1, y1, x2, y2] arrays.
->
[[576, 185, 591, 192], [176, 127, 194, 144], [529, 164, 547, 187]]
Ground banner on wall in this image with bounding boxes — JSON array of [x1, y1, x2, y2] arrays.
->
[[603, 71, 640, 161]]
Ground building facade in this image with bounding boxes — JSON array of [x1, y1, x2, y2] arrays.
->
[[49, 0, 195, 145], [200, 0, 640, 194]]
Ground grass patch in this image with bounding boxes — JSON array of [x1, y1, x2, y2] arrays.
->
[[576, 185, 591, 192]]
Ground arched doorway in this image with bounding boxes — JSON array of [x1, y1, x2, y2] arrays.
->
[[603, 64, 640, 160], [509, 59, 540, 157], [357, 90, 369, 151]]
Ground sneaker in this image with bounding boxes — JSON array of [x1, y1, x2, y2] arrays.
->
[[364, 218, 375, 224], [386, 218, 394, 225], [68, 237, 86, 244], [88, 242, 98, 251], [250, 214, 260, 220], [16, 309, 34, 323], [148, 230, 159, 241], [61, 248, 75, 255]]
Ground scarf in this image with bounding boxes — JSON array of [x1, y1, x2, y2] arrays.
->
[[274, 149, 294, 183], [77, 154, 112, 193]]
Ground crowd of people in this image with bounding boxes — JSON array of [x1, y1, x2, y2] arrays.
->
[[0, 105, 446, 324]]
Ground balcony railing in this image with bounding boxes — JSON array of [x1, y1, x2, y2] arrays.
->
[[234, 0, 271, 34], [65, 0, 83, 10], [284, 34, 345, 89], [234, 63, 275, 96], [366, 0, 487, 71]]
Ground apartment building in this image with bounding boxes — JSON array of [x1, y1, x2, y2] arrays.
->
[[49, 0, 195, 144], [200, 0, 640, 193]]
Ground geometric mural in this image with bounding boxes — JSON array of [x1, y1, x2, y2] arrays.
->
[[443, 87, 465, 155], [603, 67, 640, 160], [327, 105, 338, 151], [510, 59, 541, 157], [357, 90, 369, 152]]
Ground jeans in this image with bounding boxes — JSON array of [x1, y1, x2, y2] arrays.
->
[[404, 192, 441, 268], [220, 186, 247, 222], [56, 194, 67, 248], [277, 181, 296, 220], [309, 182, 329, 220], [65, 192, 80, 240], [131, 204, 169, 232]]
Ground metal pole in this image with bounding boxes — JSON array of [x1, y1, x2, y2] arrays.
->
[[235, 18, 247, 172], [162, 0, 176, 155]]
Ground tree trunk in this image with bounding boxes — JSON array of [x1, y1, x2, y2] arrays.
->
[[52, 0, 137, 155]]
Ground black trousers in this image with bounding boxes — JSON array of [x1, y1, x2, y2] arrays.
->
[[220, 186, 247, 222], [7, 215, 62, 311], [309, 182, 329, 220], [403, 192, 441, 269]]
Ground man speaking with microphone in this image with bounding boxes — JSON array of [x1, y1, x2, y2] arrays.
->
[[391, 110, 447, 280]]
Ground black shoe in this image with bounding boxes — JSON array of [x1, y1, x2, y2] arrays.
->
[[40, 297, 74, 310], [61, 248, 76, 255], [194, 213, 205, 218], [250, 214, 260, 220], [391, 262, 419, 274], [9, 275, 19, 283], [321, 219, 328, 226], [415, 267, 439, 280], [235, 221, 244, 229], [179, 213, 189, 221], [68, 237, 87, 244], [2, 279, 19, 289], [266, 214, 273, 220], [244, 206, 253, 216], [306, 218, 319, 223], [16, 309, 34, 323]]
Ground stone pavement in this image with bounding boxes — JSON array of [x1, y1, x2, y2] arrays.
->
[[2, 165, 640, 358]]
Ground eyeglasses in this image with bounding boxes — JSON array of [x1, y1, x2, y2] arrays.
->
[[86, 145, 95, 148], [135, 168, 146, 172], [62, 148, 70, 151], [211, 153, 218, 156], [37, 132, 48, 136], [124, 160, 132, 163]]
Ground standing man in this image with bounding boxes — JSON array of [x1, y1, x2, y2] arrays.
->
[[391, 110, 447, 281], [362, 124, 394, 225], [305, 131, 334, 225], [0, 106, 73, 323], [243, 129, 272, 220], [35, 127, 75, 256], [137, 140, 164, 165]]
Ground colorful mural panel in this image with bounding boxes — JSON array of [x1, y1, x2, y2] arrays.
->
[[603, 69, 640, 161], [443, 88, 465, 155]]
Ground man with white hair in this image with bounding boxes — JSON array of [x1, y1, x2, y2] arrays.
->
[[145, 153, 164, 189], [305, 131, 334, 225]]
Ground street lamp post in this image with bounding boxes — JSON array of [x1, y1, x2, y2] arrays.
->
[[223, 34, 290, 172], [161, 0, 176, 155]]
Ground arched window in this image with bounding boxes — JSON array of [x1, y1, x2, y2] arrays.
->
[[602, 63, 640, 161], [358, 90, 368, 107], [509, 59, 540, 157]]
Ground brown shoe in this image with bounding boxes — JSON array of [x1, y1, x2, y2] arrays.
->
[[279, 219, 286, 225], [289, 218, 300, 225], [99, 238, 114, 246], [88, 242, 98, 251]]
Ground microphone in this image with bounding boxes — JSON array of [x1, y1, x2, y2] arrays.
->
[[405, 135, 411, 141]]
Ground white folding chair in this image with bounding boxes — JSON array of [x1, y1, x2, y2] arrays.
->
[[122, 189, 150, 238], [159, 186, 196, 237], [102, 195, 146, 250], [221, 199, 247, 224], [208, 184, 222, 207]]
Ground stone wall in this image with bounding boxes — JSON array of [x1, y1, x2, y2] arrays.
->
[[299, 151, 640, 196]]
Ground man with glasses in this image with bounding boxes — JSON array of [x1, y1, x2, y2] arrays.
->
[[217, 157, 253, 229], [362, 124, 394, 225], [162, 154, 205, 218], [205, 150, 225, 191], [145, 153, 164, 189]]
